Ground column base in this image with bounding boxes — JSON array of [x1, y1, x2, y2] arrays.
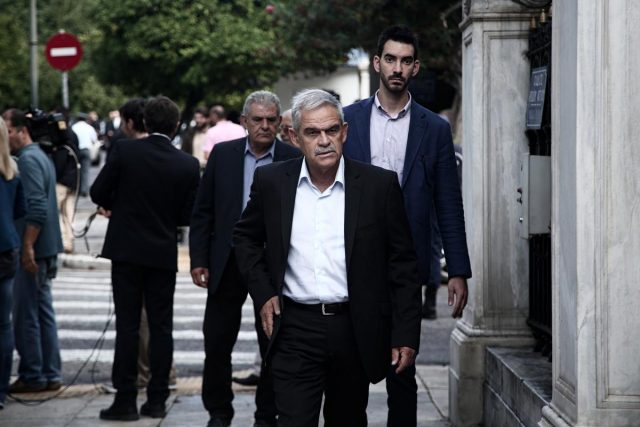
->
[[449, 322, 534, 426], [538, 405, 572, 427]]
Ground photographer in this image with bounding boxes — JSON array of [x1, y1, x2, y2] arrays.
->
[[1, 108, 63, 393]]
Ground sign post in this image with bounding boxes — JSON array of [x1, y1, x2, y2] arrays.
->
[[45, 31, 83, 109]]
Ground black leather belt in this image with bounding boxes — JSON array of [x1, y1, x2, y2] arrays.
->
[[283, 296, 349, 316]]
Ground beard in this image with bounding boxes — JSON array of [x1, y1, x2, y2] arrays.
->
[[380, 73, 410, 93]]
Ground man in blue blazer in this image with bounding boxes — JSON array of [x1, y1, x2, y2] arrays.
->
[[343, 26, 472, 426]]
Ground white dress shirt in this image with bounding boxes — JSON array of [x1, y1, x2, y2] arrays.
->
[[71, 120, 98, 151], [283, 157, 348, 304], [369, 91, 412, 184]]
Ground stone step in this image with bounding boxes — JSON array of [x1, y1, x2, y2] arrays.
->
[[484, 346, 552, 427]]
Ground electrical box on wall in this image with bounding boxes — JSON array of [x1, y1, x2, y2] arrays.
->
[[518, 153, 551, 238]]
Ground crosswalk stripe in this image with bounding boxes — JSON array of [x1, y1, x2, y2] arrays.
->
[[56, 329, 257, 341], [53, 283, 197, 291], [52, 289, 208, 299], [55, 314, 256, 325], [36, 350, 255, 364], [52, 302, 256, 313], [48, 272, 261, 375], [53, 276, 195, 284]]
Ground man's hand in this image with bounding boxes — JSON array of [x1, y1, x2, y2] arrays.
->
[[21, 244, 38, 274], [260, 296, 281, 339], [191, 267, 209, 288], [97, 207, 112, 218], [391, 346, 416, 374], [448, 276, 468, 318]]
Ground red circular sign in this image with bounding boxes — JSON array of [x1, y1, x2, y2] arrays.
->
[[45, 33, 83, 71]]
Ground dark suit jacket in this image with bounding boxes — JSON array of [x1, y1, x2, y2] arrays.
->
[[189, 138, 301, 295], [343, 97, 472, 283], [91, 135, 200, 271], [232, 157, 422, 383]]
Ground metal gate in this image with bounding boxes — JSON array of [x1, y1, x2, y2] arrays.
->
[[525, 13, 552, 357]]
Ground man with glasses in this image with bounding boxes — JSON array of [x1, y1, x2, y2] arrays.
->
[[190, 91, 300, 427]]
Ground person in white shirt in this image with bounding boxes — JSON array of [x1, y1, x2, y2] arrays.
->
[[71, 115, 98, 196], [233, 89, 421, 426]]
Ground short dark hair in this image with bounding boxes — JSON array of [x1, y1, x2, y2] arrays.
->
[[376, 26, 419, 60], [209, 104, 226, 120], [143, 96, 179, 136], [194, 107, 208, 117], [119, 98, 147, 133], [2, 108, 27, 129]]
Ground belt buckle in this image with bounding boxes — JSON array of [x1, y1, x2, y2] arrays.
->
[[321, 303, 336, 316]]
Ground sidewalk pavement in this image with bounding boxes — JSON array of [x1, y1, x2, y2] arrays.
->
[[23, 196, 455, 426], [0, 366, 450, 426]]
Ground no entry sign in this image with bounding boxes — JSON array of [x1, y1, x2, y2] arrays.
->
[[45, 32, 83, 71]]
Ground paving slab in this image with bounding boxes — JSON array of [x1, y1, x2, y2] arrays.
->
[[0, 366, 451, 426]]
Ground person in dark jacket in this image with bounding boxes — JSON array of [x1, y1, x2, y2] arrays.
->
[[0, 116, 26, 409], [189, 91, 300, 427], [91, 96, 200, 421], [2, 108, 64, 394]]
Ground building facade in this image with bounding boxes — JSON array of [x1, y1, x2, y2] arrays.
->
[[452, 1, 640, 426]]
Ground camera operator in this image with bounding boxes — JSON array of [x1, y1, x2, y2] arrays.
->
[[2, 108, 63, 393]]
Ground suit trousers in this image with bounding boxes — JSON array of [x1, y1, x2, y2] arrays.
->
[[386, 364, 418, 426], [202, 253, 275, 424], [111, 261, 175, 405], [271, 299, 370, 427], [137, 303, 177, 387]]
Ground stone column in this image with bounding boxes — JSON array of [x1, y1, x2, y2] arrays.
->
[[540, 1, 640, 426], [450, 1, 537, 425]]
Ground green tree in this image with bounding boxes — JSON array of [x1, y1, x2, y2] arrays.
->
[[92, 0, 284, 115], [269, 0, 463, 130], [0, 0, 126, 115], [270, 0, 462, 80]]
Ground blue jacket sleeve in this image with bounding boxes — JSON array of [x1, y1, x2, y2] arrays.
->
[[17, 155, 48, 227]]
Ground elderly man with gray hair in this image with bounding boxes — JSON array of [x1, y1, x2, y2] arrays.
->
[[189, 91, 300, 427], [232, 89, 421, 426]]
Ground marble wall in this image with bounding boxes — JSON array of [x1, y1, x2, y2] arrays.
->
[[541, 0, 640, 425], [450, 1, 535, 425]]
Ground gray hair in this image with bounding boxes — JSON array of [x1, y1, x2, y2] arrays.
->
[[242, 91, 281, 116], [291, 89, 344, 132]]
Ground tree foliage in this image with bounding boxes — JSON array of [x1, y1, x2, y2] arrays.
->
[[270, 0, 463, 87], [0, 0, 128, 115], [1, 0, 463, 116], [92, 0, 283, 112]]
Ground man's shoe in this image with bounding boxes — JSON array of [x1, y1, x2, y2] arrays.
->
[[207, 416, 231, 427], [253, 420, 276, 427], [46, 380, 63, 391], [140, 401, 166, 418], [99, 402, 139, 421], [8, 379, 47, 393], [232, 373, 260, 386]]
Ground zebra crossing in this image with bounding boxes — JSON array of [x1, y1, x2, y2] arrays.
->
[[18, 269, 260, 383]]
